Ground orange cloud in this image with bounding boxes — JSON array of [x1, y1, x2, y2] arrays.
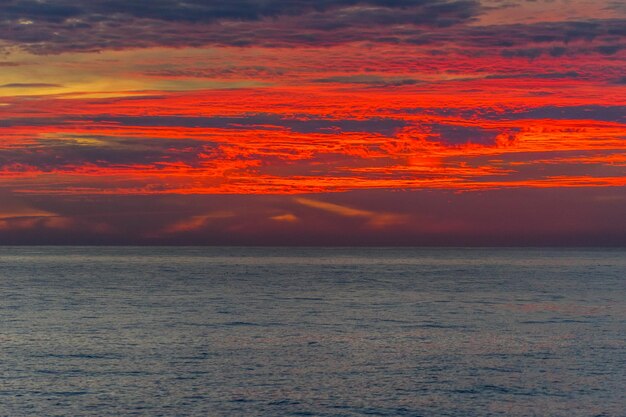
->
[[0, 214, 74, 231], [0, 196, 58, 221], [0, 208, 56, 220], [160, 211, 235, 234], [295, 197, 406, 228], [271, 213, 299, 222]]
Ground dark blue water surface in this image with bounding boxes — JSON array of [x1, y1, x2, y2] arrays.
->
[[1, 247, 625, 416]]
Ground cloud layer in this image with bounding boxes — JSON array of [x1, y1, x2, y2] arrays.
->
[[0, 0, 624, 244], [0, 0, 624, 55]]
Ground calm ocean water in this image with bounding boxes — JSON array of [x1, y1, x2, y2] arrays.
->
[[1, 247, 624, 417]]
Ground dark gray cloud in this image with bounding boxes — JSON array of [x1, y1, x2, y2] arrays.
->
[[0, 0, 481, 53], [144, 66, 286, 79], [449, 20, 626, 60], [427, 123, 517, 145], [484, 71, 580, 80], [0, 83, 63, 88], [412, 19, 626, 50], [507, 105, 626, 123], [313, 74, 422, 86], [595, 44, 625, 55], [401, 105, 626, 123], [4, 0, 621, 56], [0, 117, 70, 127], [1, 5, 624, 58], [494, 43, 624, 59], [2, 1, 81, 22], [0, 136, 219, 171], [0, 113, 407, 135], [1, 0, 480, 24], [89, 114, 408, 135], [500, 48, 544, 59]]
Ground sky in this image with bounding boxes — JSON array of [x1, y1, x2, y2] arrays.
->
[[0, 0, 625, 245]]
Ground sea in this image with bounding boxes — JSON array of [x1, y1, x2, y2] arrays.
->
[[1, 247, 624, 417]]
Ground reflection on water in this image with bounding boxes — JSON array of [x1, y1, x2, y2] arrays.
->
[[1, 247, 625, 416]]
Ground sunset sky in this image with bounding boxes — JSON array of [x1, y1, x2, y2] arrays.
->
[[0, 0, 625, 245]]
